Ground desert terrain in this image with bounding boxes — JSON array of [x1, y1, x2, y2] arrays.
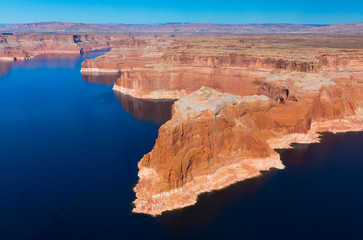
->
[[2, 23, 362, 215]]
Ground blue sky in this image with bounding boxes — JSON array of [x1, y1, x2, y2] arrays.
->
[[1, 0, 363, 24]]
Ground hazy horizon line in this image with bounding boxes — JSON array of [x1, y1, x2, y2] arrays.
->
[[1, 21, 363, 26]]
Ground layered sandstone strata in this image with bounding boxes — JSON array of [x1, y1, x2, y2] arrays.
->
[[81, 36, 173, 73], [0, 34, 113, 60], [81, 38, 153, 73], [81, 72, 121, 86], [113, 35, 363, 100], [106, 34, 363, 215], [3, 31, 361, 216], [133, 80, 363, 215]]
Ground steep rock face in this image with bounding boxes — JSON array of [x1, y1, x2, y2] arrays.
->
[[81, 36, 174, 73], [114, 91, 175, 125], [106, 34, 363, 215], [113, 35, 363, 100], [0, 34, 113, 60], [114, 52, 362, 100], [115, 65, 266, 99], [81, 72, 121, 86], [81, 39, 153, 73], [160, 53, 317, 72], [133, 83, 363, 215]]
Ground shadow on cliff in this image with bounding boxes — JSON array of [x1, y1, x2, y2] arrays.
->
[[114, 91, 175, 126], [0, 60, 12, 78], [81, 72, 121, 86], [155, 131, 363, 240], [154, 137, 327, 231]]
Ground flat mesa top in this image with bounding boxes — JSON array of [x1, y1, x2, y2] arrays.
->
[[176, 86, 270, 115]]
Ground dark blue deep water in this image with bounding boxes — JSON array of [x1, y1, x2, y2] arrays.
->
[[0, 53, 362, 240]]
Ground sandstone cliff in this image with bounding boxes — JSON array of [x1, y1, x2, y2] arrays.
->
[[3, 32, 361, 216], [97, 34, 363, 215], [0, 34, 114, 60], [133, 83, 363, 215], [112, 35, 363, 100], [80, 36, 174, 73]]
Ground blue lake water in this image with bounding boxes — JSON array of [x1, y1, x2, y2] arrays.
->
[[0, 52, 362, 240]]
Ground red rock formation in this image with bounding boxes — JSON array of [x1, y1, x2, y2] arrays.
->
[[0, 34, 112, 60], [134, 82, 363, 215], [3, 31, 362, 216], [81, 72, 121, 86], [113, 35, 363, 100], [80, 38, 154, 73], [97, 34, 363, 215]]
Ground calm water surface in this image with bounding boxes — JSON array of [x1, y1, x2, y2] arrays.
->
[[0, 53, 362, 240]]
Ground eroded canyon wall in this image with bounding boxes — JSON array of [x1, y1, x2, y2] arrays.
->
[[134, 82, 363, 215], [3, 32, 362, 216], [111, 35, 363, 100], [0, 34, 115, 60], [119, 35, 363, 215]]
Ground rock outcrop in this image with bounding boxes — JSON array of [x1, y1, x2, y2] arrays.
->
[[80, 38, 158, 73], [0, 34, 114, 60], [112, 35, 363, 100], [97, 34, 363, 215], [81, 72, 121, 86], [2, 31, 362, 216], [133, 82, 363, 215]]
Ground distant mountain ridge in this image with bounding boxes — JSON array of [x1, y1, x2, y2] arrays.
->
[[1, 22, 363, 34]]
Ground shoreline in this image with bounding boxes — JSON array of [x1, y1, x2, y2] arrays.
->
[[133, 152, 284, 216], [132, 91, 363, 216], [113, 84, 188, 100], [81, 67, 121, 73]]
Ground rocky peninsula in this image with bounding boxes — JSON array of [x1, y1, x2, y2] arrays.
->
[[133, 83, 362, 215], [109, 34, 363, 215], [1, 26, 362, 216]]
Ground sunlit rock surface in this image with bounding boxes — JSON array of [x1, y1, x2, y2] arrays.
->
[[111, 35, 363, 100], [3, 31, 362, 216], [0, 34, 113, 60], [133, 83, 363, 215], [82, 34, 363, 215]]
